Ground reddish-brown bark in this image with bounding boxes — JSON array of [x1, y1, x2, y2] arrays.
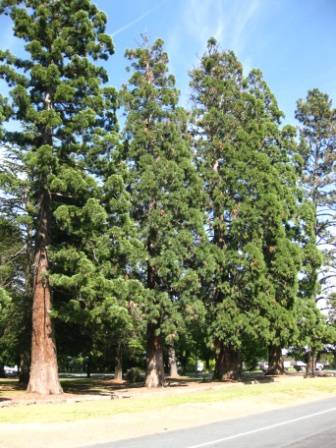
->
[[267, 345, 285, 375], [27, 194, 62, 395], [305, 349, 316, 378], [145, 323, 164, 388], [213, 343, 240, 381], [168, 344, 179, 378], [114, 344, 123, 382]]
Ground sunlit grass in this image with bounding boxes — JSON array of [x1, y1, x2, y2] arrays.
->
[[0, 376, 335, 424]]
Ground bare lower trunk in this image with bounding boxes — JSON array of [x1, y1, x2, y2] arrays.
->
[[21, 205, 33, 388], [267, 345, 284, 375], [86, 355, 92, 378], [213, 343, 240, 381], [19, 351, 30, 386], [0, 364, 5, 378], [27, 246, 62, 394], [168, 344, 179, 378], [27, 194, 62, 395], [305, 349, 316, 377], [145, 229, 164, 387], [145, 323, 164, 388], [114, 344, 123, 382], [205, 356, 210, 371], [180, 351, 188, 374]]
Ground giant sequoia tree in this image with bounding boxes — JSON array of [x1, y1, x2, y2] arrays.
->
[[190, 39, 302, 380], [245, 72, 302, 375], [121, 39, 204, 387], [0, 0, 115, 394], [190, 40, 265, 380]]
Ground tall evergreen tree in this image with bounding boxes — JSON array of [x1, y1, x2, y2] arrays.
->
[[296, 90, 336, 308], [295, 89, 336, 374], [0, 0, 115, 394], [190, 39, 302, 380], [190, 39, 262, 380], [246, 73, 302, 375], [120, 38, 204, 387]]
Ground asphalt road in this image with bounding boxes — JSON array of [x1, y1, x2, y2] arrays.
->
[[85, 397, 336, 448]]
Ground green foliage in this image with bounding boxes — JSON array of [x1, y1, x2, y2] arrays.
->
[[296, 89, 336, 310], [120, 38, 205, 352], [294, 90, 335, 360], [0, 4, 333, 382], [0, 0, 118, 374], [190, 39, 303, 366]]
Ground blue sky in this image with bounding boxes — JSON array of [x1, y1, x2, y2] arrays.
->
[[1, 0, 335, 123]]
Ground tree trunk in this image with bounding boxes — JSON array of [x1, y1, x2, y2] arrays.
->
[[168, 344, 179, 378], [145, 323, 164, 387], [21, 211, 33, 388], [19, 351, 30, 386], [205, 356, 210, 372], [213, 343, 240, 381], [86, 355, 92, 378], [114, 344, 123, 382], [179, 351, 188, 375], [0, 364, 5, 378], [27, 193, 62, 395], [267, 345, 284, 375], [305, 349, 316, 377], [145, 228, 164, 387]]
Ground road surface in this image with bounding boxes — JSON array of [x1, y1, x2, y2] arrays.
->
[[84, 397, 336, 448]]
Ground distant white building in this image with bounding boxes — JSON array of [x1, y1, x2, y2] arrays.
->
[[4, 365, 18, 376]]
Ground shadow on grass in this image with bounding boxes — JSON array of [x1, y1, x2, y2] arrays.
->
[[0, 379, 25, 391], [60, 372, 277, 396], [61, 379, 112, 396], [61, 374, 209, 395], [60, 378, 141, 396], [240, 372, 275, 385], [165, 376, 205, 387], [0, 380, 17, 404], [0, 373, 280, 399]]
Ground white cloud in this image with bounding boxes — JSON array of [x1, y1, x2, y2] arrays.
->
[[181, 0, 225, 44], [180, 0, 262, 55], [111, 0, 169, 37], [165, 0, 263, 103], [230, 0, 262, 53]]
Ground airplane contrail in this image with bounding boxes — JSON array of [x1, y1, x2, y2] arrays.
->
[[112, 0, 168, 37]]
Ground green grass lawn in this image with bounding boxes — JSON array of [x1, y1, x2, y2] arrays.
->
[[1, 376, 336, 424]]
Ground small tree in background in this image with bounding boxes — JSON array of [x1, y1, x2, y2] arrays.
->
[[296, 90, 336, 311]]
